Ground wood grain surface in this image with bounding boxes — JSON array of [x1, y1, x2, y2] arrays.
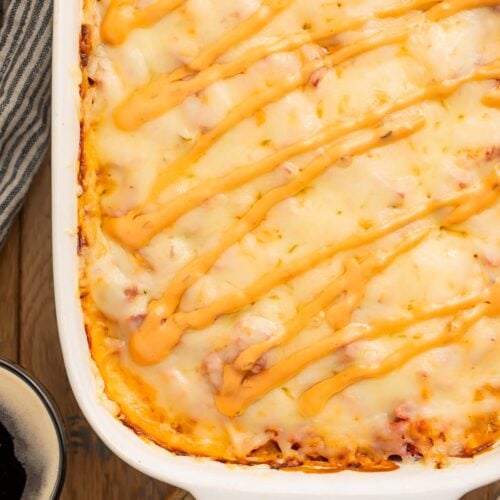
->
[[0, 159, 497, 499]]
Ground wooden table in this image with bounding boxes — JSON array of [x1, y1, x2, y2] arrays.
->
[[0, 159, 497, 499]]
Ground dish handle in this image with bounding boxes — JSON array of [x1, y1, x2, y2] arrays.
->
[[188, 488, 467, 500]]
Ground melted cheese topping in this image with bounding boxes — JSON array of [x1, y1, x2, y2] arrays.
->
[[80, 0, 500, 469]]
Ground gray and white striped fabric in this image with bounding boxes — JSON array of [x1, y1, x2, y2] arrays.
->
[[0, 0, 52, 244]]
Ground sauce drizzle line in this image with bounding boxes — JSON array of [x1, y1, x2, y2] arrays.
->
[[233, 225, 432, 372], [216, 282, 499, 416], [129, 114, 425, 364], [113, 0, 439, 130], [112, 0, 498, 130], [101, 0, 186, 45], [298, 282, 500, 416], [130, 163, 499, 365], [105, 64, 500, 250], [99, 0, 500, 418]]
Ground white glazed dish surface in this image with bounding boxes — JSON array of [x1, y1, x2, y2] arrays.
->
[[51, 1, 500, 498]]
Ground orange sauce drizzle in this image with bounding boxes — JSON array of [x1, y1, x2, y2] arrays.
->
[[187, 0, 292, 72], [101, 0, 291, 48], [112, 0, 497, 130], [213, 171, 498, 415], [298, 281, 500, 416], [113, 22, 414, 208], [232, 226, 431, 372], [130, 163, 499, 366], [128, 114, 425, 364], [139, 20, 420, 198], [377, 0, 440, 17], [101, 0, 186, 45], [425, 0, 500, 20], [105, 64, 499, 250], [112, 0, 298, 130], [231, 171, 499, 372], [100, 0, 500, 420], [163, 0, 293, 86], [215, 284, 497, 417], [106, 2, 499, 248], [104, 0, 499, 233], [112, 0, 430, 130], [443, 168, 499, 225], [481, 86, 500, 108]]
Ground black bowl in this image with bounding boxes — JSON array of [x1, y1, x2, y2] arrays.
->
[[0, 359, 66, 499]]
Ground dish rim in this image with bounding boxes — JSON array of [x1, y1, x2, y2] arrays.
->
[[51, 1, 500, 498]]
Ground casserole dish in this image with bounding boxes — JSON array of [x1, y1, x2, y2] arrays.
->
[[52, 0, 500, 498]]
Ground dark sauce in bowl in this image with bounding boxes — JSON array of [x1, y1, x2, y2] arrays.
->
[[0, 419, 26, 499]]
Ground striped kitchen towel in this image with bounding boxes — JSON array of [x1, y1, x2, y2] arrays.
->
[[0, 0, 52, 245]]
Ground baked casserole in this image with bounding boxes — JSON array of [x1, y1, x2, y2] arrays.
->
[[78, 0, 500, 471]]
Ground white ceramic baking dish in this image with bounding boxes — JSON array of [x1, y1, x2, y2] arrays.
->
[[51, 1, 500, 498]]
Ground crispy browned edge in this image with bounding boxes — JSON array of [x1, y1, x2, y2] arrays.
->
[[76, 2, 499, 472]]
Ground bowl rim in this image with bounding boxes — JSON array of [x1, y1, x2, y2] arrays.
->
[[0, 359, 67, 500]]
